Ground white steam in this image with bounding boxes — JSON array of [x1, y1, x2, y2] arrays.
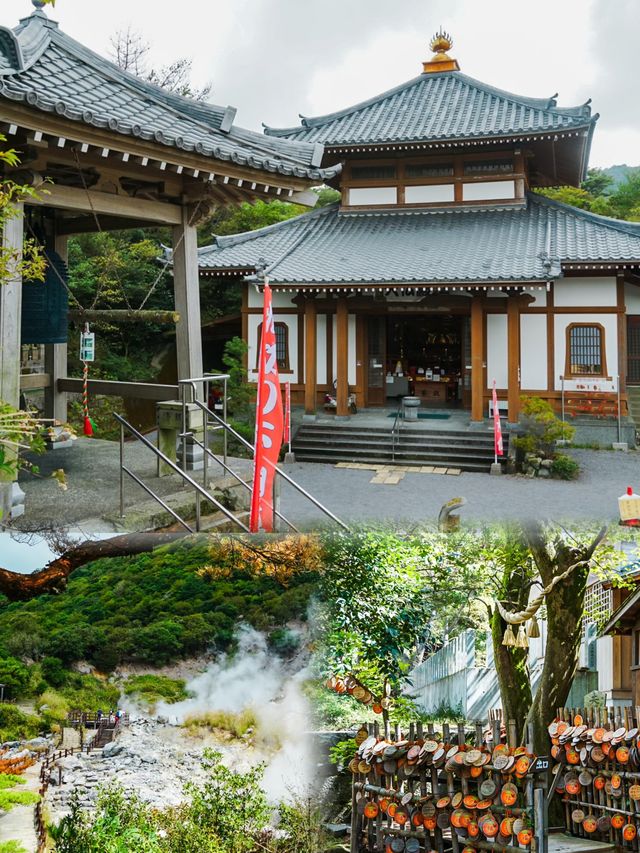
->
[[155, 626, 316, 802]]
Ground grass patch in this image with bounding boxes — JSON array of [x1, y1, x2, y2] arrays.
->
[[0, 775, 26, 789], [0, 705, 43, 743], [0, 842, 28, 853], [0, 790, 39, 810], [182, 709, 257, 739], [124, 675, 191, 707]]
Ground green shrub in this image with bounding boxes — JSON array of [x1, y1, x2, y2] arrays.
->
[[0, 842, 28, 853], [0, 775, 25, 789], [514, 396, 574, 457], [0, 790, 39, 811], [40, 656, 69, 688], [124, 675, 190, 706], [267, 628, 301, 656], [0, 657, 30, 699], [0, 704, 43, 742], [551, 453, 580, 480], [182, 710, 257, 739]]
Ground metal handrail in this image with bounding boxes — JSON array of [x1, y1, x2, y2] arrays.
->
[[179, 374, 230, 475], [186, 430, 299, 533], [189, 398, 350, 531], [390, 401, 403, 462], [116, 413, 249, 532]]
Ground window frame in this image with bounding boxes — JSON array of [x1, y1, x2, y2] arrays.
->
[[255, 320, 292, 374], [564, 322, 609, 379]]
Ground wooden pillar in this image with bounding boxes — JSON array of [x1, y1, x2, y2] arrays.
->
[[470, 296, 484, 422], [44, 234, 69, 424], [304, 296, 317, 416], [0, 203, 25, 521], [336, 296, 349, 417], [507, 295, 521, 424], [172, 206, 203, 381], [618, 272, 627, 395]]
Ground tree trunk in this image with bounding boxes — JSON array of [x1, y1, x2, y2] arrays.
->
[[491, 541, 534, 741], [0, 530, 191, 600], [523, 522, 606, 754]]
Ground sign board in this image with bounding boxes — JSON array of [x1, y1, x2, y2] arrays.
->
[[533, 756, 550, 773], [560, 376, 617, 393], [80, 331, 95, 362]]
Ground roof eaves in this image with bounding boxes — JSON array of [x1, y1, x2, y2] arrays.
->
[[203, 203, 337, 251], [531, 191, 640, 239], [601, 585, 640, 636]]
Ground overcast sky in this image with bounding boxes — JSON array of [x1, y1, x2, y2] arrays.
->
[[5, 0, 639, 168]]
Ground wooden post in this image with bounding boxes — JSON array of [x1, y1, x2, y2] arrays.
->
[[471, 296, 484, 422], [336, 296, 349, 418], [44, 233, 69, 424], [507, 295, 521, 424], [304, 296, 317, 416], [0, 203, 25, 521], [172, 206, 203, 381]]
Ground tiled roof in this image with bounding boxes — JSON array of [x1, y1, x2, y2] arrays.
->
[[264, 71, 596, 148], [196, 194, 640, 285], [0, 10, 338, 182]]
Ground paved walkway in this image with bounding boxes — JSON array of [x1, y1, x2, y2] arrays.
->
[[0, 761, 40, 852], [279, 449, 640, 526]]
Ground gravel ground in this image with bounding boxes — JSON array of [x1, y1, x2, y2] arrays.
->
[[279, 450, 640, 527]]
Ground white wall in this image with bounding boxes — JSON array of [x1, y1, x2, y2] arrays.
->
[[348, 187, 397, 205], [625, 283, 640, 314], [331, 315, 357, 387], [463, 180, 515, 201], [554, 277, 617, 307], [247, 287, 297, 309], [316, 314, 327, 385], [247, 313, 299, 383], [554, 313, 618, 390], [520, 314, 547, 390], [522, 287, 547, 307], [405, 184, 455, 203], [487, 313, 508, 388]]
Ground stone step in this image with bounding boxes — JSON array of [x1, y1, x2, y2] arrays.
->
[[293, 439, 498, 462], [293, 451, 494, 472], [295, 429, 504, 448]]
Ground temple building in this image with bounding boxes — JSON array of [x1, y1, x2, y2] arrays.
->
[[0, 0, 335, 518], [197, 32, 640, 433]]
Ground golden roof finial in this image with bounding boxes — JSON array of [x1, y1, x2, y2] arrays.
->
[[423, 28, 460, 74]]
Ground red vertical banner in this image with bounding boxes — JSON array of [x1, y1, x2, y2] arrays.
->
[[492, 379, 504, 460], [250, 280, 284, 533], [283, 381, 291, 446]]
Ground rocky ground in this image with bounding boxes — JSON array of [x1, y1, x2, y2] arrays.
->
[[45, 715, 261, 821]]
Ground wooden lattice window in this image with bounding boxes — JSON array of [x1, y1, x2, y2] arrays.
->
[[565, 323, 608, 377], [256, 321, 290, 372], [584, 581, 613, 627]]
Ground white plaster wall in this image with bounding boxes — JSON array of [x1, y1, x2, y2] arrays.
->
[[625, 283, 640, 314], [596, 636, 615, 694], [553, 277, 617, 307], [554, 313, 618, 389], [247, 313, 298, 383], [247, 287, 297, 309], [405, 184, 455, 203], [522, 287, 547, 307], [348, 187, 397, 205], [463, 180, 515, 201], [331, 315, 357, 387], [486, 313, 508, 388], [520, 314, 547, 390], [316, 314, 327, 385]]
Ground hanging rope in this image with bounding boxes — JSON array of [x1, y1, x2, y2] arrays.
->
[[495, 559, 588, 648], [81, 360, 95, 437]]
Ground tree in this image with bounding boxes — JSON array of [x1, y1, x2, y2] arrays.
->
[[110, 27, 212, 101], [608, 169, 640, 221], [582, 168, 614, 197]]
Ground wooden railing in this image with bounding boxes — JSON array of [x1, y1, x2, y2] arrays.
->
[[34, 714, 128, 850]]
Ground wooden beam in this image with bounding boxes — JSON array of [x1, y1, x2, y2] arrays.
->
[[471, 296, 484, 422], [172, 206, 203, 380], [618, 272, 627, 395], [26, 183, 183, 225], [56, 214, 165, 235], [0, 204, 24, 411], [304, 297, 317, 415], [57, 378, 179, 401], [45, 234, 69, 424], [336, 297, 349, 417], [507, 295, 521, 423], [68, 309, 179, 325], [20, 373, 51, 391]]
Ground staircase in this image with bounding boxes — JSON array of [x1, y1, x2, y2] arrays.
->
[[292, 423, 508, 473], [628, 386, 640, 429]]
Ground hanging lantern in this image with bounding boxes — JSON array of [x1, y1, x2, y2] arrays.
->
[[515, 625, 529, 649], [21, 250, 69, 345], [502, 624, 516, 646], [527, 616, 541, 639]]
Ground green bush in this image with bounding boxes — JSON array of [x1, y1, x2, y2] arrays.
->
[[267, 628, 301, 656], [182, 710, 256, 739], [0, 841, 28, 853], [0, 657, 30, 699], [0, 704, 43, 742], [124, 675, 190, 706], [514, 396, 574, 457], [551, 453, 580, 480], [41, 656, 69, 688]]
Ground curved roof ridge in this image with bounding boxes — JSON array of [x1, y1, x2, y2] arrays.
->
[[529, 191, 640, 237], [205, 203, 337, 251], [264, 70, 591, 138]]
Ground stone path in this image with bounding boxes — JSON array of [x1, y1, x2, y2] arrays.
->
[[0, 761, 40, 853], [335, 462, 462, 482], [280, 449, 640, 525]]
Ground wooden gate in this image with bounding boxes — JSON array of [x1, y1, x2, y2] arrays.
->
[[628, 316, 640, 385]]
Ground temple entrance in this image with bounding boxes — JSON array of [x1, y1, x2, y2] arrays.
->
[[365, 314, 470, 407], [628, 316, 640, 385]]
